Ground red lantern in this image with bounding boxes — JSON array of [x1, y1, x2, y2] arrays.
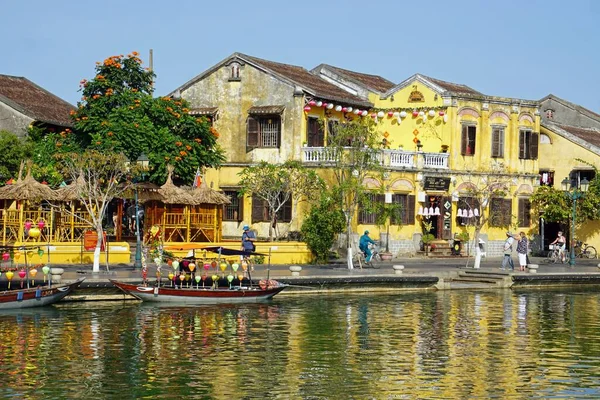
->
[[38, 220, 45, 229], [322, 103, 328, 108], [342, 107, 348, 112], [24, 221, 32, 230], [439, 111, 445, 116], [387, 111, 394, 117], [412, 110, 419, 117], [303, 106, 311, 112], [308, 100, 316, 106], [18, 269, 26, 279], [371, 113, 377, 118], [2, 252, 9, 261]]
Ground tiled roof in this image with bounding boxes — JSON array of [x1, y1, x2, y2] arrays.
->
[[555, 124, 600, 148], [317, 64, 395, 93], [247, 105, 285, 115], [541, 94, 600, 122], [0, 74, 74, 127], [240, 54, 372, 107], [420, 74, 483, 96]]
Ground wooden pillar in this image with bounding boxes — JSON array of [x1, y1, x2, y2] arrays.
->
[[185, 205, 191, 242]]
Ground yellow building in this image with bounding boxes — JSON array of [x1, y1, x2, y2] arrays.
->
[[172, 53, 543, 257], [537, 95, 600, 253]]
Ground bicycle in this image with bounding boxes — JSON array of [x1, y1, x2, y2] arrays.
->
[[546, 244, 566, 264], [353, 242, 382, 269], [575, 240, 597, 259]]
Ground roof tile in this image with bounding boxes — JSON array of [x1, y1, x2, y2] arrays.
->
[[0, 74, 74, 127]]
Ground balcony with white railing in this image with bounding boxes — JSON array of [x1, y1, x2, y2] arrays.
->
[[302, 147, 449, 169], [422, 152, 449, 169]]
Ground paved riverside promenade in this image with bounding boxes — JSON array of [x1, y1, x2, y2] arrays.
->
[[51, 255, 600, 301]]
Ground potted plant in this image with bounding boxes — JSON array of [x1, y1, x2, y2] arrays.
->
[[421, 220, 435, 255], [441, 144, 449, 153]]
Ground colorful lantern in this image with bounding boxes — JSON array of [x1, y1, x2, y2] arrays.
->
[[37, 220, 45, 229], [326, 103, 334, 110], [6, 270, 13, 288], [203, 263, 210, 271], [412, 110, 419, 117], [342, 107, 348, 112], [28, 227, 41, 238], [335, 105, 342, 112], [219, 263, 227, 273], [388, 111, 394, 117], [308, 100, 316, 106], [42, 265, 50, 282], [227, 274, 234, 287], [361, 110, 368, 117], [353, 109, 360, 115], [167, 259, 173, 266], [439, 111, 445, 116], [172, 260, 179, 270], [232, 263, 239, 272], [303, 106, 311, 112], [400, 111, 407, 118], [377, 111, 385, 118], [30, 268, 37, 285], [238, 274, 244, 283], [188, 263, 196, 272], [428, 110, 436, 117], [38, 248, 44, 258], [2, 252, 9, 261], [316, 101, 323, 107], [24, 221, 32, 230], [346, 107, 353, 113], [211, 260, 217, 269]]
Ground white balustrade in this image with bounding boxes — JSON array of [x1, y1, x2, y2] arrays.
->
[[387, 150, 416, 168], [422, 152, 449, 169]]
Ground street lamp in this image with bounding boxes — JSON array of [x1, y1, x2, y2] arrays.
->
[[133, 153, 150, 270], [561, 176, 589, 266]]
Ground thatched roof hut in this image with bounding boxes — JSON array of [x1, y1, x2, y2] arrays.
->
[[156, 165, 196, 205], [188, 184, 231, 205], [54, 175, 86, 201], [0, 168, 57, 202]]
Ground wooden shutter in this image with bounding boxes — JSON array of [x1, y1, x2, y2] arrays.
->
[[251, 195, 265, 223], [461, 125, 468, 155], [275, 116, 282, 148], [518, 198, 531, 227], [236, 192, 243, 222], [282, 197, 292, 222], [519, 130, 526, 159], [502, 199, 513, 226], [307, 118, 319, 147], [491, 128, 503, 158], [468, 126, 476, 155], [404, 195, 416, 225], [247, 116, 259, 148], [530, 132, 539, 159]]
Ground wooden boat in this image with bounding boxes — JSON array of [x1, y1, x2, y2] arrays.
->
[[0, 279, 85, 310], [110, 279, 287, 304]]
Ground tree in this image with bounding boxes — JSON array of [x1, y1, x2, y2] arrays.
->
[[0, 130, 33, 183], [238, 160, 324, 241], [301, 194, 345, 263], [67, 52, 225, 185], [456, 162, 513, 268], [56, 150, 133, 273], [326, 118, 383, 269]]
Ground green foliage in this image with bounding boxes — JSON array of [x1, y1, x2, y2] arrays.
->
[[0, 130, 33, 182], [301, 194, 346, 263], [421, 220, 435, 245], [69, 52, 225, 185], [530, 185, 571, 224], [238, 160, 325, 241], [250, 255, 265, 265]]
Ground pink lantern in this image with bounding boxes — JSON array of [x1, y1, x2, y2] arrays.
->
[[371, 113, 377, 118], [38, 220, 45, 229], [388, 111, 394, 117], [308, 100, 316, 106], [2, 252, 9, 261], [342, 107, 348, 112], [24, 221, 32, 230], [439, 111, 445, 116], [303, 106, 311, 112], [412, 110, 419, 117], [18, 269, 26, 279], [322, 103, 328, 108]]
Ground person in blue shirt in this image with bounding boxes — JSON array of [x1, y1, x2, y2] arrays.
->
[[359, 230, 376, 262]]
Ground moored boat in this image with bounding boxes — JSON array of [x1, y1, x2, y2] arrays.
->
[[110, 279, 286, 304], [0, 278, 85, 310]]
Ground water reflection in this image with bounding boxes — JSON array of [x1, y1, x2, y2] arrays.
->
[[1, 290, 600, 398]]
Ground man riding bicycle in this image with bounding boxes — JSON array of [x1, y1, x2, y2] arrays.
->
[[359, 230, 376, 262], [550, 231, 567, 263]]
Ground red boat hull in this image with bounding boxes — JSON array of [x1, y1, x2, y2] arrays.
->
[[0, 279, 84, 310], [110, 280, 286, 304]]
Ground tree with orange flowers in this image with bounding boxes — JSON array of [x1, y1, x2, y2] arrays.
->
[[69, 52, 224, 184]]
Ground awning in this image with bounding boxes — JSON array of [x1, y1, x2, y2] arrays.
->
[[189, 107, 218, 116], [248, 105, 285, 115]]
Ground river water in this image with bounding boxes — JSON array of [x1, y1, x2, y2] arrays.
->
[[1, 289, 600, 399]]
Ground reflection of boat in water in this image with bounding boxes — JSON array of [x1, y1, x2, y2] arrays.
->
[[110, 279, 286, 305], [0, 279, 85, 310]]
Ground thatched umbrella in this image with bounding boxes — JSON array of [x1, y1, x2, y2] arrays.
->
[[54, 175, 86, 202], [157, 166, 196, 205], [188, 184, 231, 205], [0, 168, 57, 202], [127, 182, 161, 202]]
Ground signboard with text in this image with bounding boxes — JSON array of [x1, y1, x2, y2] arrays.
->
[[423, 176, 451, 191]]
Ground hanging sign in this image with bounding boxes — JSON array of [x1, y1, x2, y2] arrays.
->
[[423, 177, 451, 191]]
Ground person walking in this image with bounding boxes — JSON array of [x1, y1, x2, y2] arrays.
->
[[516, 231, 529, 271], [501, 231, 516, 271]]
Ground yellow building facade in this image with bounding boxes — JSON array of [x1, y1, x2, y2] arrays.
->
[[172, 53, 544, 258]]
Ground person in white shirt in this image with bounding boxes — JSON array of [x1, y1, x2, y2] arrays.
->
[[501, 231, 516, 271]]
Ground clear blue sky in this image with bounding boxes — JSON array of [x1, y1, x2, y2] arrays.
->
[[2, 0, 599, 112]]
